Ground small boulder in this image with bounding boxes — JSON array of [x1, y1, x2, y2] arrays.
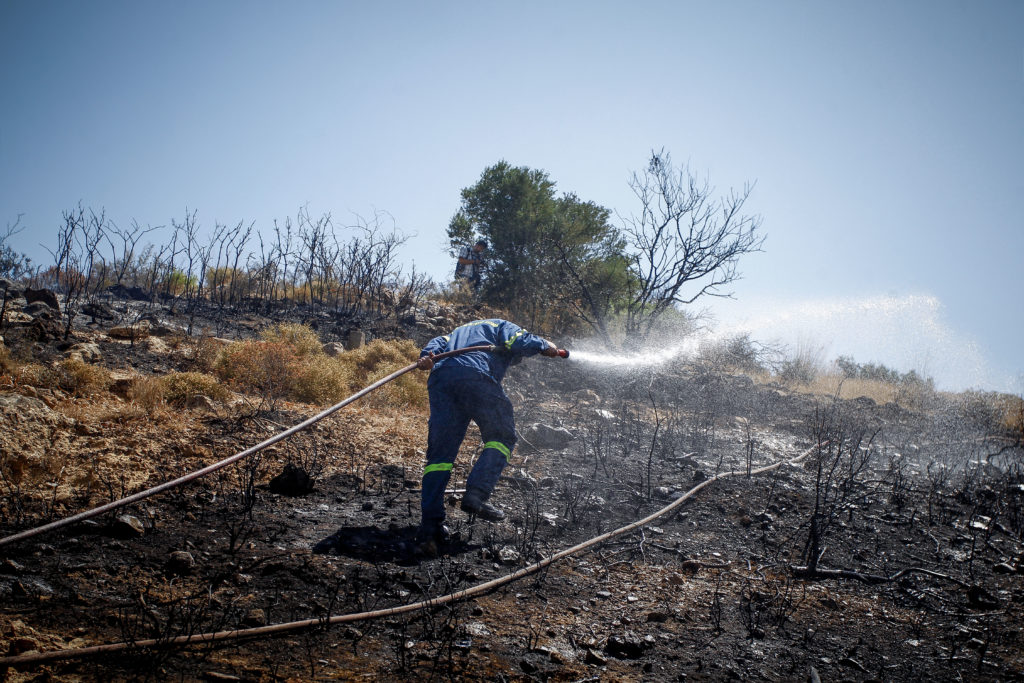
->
[[345, 329, 365, 350], [65, 342, 102, 364], [108, 321, 151, 340], [24, 288, 60, 313], [604, 631, 649, 659], [23, 301, 58, 318], [81, 301, 116, 321], [242, 608, 267, 627], [145, 336, 170, 354], [167, 551, 196, 575], [268, 463, 313, 496], [521, 423, 575, 450], [111, 514, 145, 538], [498, 547, 521, 565], [186, 394, 218, 413], [322, 341, 346, 357]]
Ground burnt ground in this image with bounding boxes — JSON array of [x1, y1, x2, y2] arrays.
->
[[1, 299, 1023, 682]]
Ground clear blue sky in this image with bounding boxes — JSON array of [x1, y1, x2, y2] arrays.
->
[[1, 1, 1021, 392]]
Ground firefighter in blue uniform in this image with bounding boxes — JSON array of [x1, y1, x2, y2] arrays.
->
[[415, 319, 559, 553]]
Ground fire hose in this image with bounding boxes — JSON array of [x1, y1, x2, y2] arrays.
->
[[0, 442, 819, 668], [0, 344, 566, 550]]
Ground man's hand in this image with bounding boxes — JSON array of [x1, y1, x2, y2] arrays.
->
[[417, 354, 435, 371], [540, 342, 559, 357]]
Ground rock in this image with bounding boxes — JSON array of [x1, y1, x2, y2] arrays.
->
[[604, 631, 649, 659], [345, 329, 365, 350], [508, 469, 537, 490], [692, 470, 708, 483], [23, 301, 58, 318], [167, 551, 196, 575], [111, 514, 145, 538], [521, 423, 575, 450], [967, 585, 999, 609], [105, 284, 152, 301], [24, 287, 60, 313], [584, 648, 607, 666], [242, 608, 267, 627], [187, 394, 218, 412], [108, 370, 138, 398], [65, 342, 102, 363], [519, 659, 538, 674], [9, 636, 39, 655], [2, 310, 32, 324], [150, 323, 183, 337], [0, 393, 66, 426], [81, 301, 116, 321], [322, 341, 346, 357], [268, 463, 313, 496], [108, 320, 151, 339], [145, 336, 170, 354], [646, 611, 670, 623], [0, 277, 25, 299], [498, 547, 521, 565]]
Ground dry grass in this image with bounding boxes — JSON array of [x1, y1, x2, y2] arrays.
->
[[260, 322, 322, 357], [213, 325, 427, 410], [1001, 395, 1024, 439], [186, 333, 225, 373], [56, 358, 110, 396], [160, 371, 230, 407], [214, 339, 300, 402]]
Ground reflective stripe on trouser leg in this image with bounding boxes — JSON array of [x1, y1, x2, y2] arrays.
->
[[421, 462, 453, 528], [465, 442, 512, 497]]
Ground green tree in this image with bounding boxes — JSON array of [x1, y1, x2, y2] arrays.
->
[[448, 162, 629, 334]]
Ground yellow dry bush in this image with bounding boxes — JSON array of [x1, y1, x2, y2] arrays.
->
[[260, 322, 323, 358], [0, 344, 12, 374], [350, 340, 427, 409], [160, 371, 229, 407], [56, 358, 110, 396], [1000, 395, 1024, 439], [12, 362, 56, 390], [290, 339, 427, 409], [187, 333, 223, 372], [292, 357, 356, 405], [214, 340, 300, 401], [128, 375, 166, 412]]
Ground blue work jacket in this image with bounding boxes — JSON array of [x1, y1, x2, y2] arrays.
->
[[421, 319, 549, 385]]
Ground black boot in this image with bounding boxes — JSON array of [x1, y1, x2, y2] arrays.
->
[[415, 524, 450, 558], [461, 488, 505, 522]]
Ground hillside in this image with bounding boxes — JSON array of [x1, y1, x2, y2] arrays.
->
[[1, 291, 1023, 682]]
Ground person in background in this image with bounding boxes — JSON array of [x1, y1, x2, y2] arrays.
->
[[415, 319, 560, 555], [454, 240, 487, 290]]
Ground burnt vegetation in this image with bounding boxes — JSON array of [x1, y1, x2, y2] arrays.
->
[[1, 194, 1022, 680]]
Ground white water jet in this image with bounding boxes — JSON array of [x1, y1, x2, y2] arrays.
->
[[567, 293, 1008, 392]]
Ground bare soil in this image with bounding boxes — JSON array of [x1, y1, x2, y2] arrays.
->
[[1, 300, 1023, 682]]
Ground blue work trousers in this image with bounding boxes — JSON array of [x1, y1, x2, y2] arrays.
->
[[421, 369, 516, 530]]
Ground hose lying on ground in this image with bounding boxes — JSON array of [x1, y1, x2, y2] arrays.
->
[[0, 345, 497, 549], [0, 441, 821, 668]]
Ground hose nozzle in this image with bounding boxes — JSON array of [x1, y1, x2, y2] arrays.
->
[[556, 349, 569, 359]]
